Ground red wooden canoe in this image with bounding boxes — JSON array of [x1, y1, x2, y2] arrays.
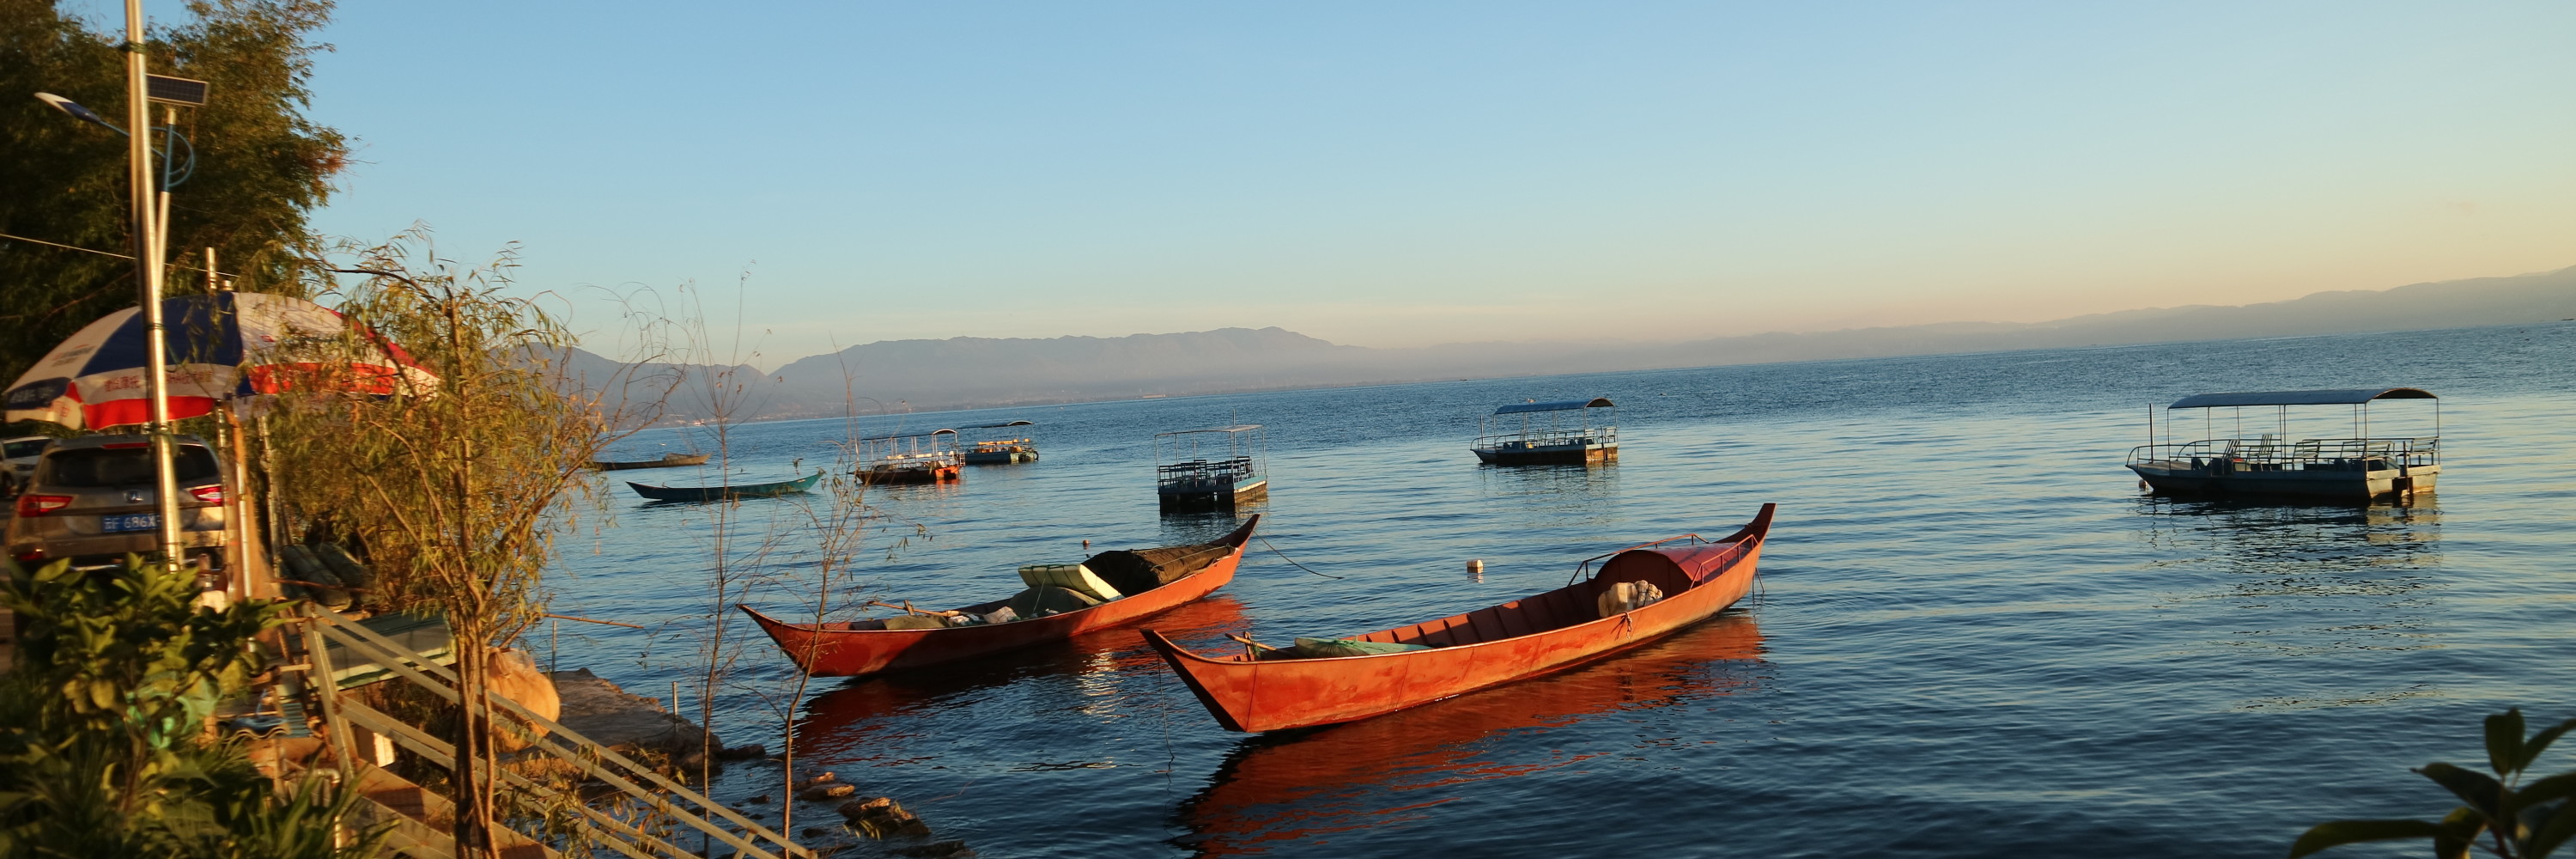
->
[[1143, 503, 1773, 732], [743, 515, 1257, 677], [1178, 612, 1765, 854]]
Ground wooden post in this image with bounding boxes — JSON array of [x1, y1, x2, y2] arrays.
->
[[301, 613, 358, 778]]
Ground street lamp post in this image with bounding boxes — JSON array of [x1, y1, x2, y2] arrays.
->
[[118, 0, 188, 571], [33, 1, 209, 574]]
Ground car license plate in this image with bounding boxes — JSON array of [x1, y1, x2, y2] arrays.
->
[[101, 513, 160, 533]]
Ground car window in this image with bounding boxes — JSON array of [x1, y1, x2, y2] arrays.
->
[[40, 445, 221, 487], [3, 439, 47, 459]]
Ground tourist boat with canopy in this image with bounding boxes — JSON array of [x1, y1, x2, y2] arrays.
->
[[742, 516, 1258, 677], [956, 419, 1040, 464], [1143, 503, 1773, 732], [1470, 398, 1617, 465], [2125, 387, 2439, 501], [1156, 424, 1267, 511], [856, 429, 963, 484], [626, 471, 822, 503]]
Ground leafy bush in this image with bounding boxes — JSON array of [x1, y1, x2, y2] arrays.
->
[[2293, 709, 2576, 859], [0, 556, 384, 858]]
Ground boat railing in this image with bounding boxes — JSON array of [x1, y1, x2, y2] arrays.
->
[[1157, 456, 1257, 488], [1472, 425, 1617, 451], [2126, 436, 2439, 471]]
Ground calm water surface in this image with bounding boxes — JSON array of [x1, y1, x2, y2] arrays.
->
[[548, 322, 2576, 857]]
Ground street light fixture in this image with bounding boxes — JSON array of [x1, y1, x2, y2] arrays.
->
[[33, 91, 123, 132], [31, 91, 197, 189]]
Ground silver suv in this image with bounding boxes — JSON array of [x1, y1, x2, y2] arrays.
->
[[6, 434, 233, 579]]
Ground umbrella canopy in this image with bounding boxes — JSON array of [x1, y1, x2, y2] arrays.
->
[[3, 292, 438, 430]]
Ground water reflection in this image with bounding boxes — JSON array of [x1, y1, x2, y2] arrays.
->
[[1159, 510, 1261, 546], [1473, 462, 1620, 498], [1171, 612, 1764, 856], [792, 597, 1254, 758], [2130, 494, 2443, 582]]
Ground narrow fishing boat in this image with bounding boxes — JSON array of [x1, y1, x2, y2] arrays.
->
[[1144, 503, 1773, 732], [742, 516, 1259, 677], [627, 471, 822, 503], [1471, 397, 1617, 465], [591, 452, 709, 471], [2126, 387, 2440, 501]]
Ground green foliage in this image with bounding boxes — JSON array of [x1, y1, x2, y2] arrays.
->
[[0, 0, 346, 386], [2292, 709, 2576, 859], [270, 230, 635, 638], [0, 556, 385, 858]]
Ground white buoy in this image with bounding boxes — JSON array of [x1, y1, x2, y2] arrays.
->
[[1466, 559, 1483, 574]]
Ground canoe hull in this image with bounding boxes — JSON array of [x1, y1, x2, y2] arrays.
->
[[627, 472, 821, 503], [744, 516, 1258, 677], [1145, 504, 1771, 732]]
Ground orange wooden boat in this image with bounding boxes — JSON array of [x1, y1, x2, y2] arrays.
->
[[1144, 503, 1772, 732], [743, 516, 1257, 677], [1178, 612, 1765, 855]]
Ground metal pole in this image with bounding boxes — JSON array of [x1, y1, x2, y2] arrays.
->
[[124, 0, 185, 569]]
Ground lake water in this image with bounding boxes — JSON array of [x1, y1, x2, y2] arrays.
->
[[550, 321, 2576, 858]]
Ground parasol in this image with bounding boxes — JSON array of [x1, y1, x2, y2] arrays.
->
[[3, 291, 438, 430]]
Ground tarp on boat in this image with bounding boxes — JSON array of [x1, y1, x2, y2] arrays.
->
[[2166, 388, 2435, 409], [1085, 534, 1242, 596]]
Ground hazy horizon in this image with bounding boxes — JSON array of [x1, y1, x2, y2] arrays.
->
[[606, 263, 2576, 371]]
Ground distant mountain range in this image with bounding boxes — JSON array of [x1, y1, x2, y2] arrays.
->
[[567, 265, 2576, 423]]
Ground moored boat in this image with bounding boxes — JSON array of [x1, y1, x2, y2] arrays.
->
[[627, 471, 822, 503], [1471, 397, 1617, 465], [1144, 503, 1773, 732], [1176, 612, 1765, 852], [742, 516, 1260, 677], [956, 420, 1039, 464], [2126, 387, 2440, 501], [592, 452, 709, 471], [1157, 424, 1267, 511], [856, 429, 964, 484]]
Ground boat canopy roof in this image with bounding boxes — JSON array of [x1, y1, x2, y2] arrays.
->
[[859, 428, 959, 442], [1157, 424, 1261, 436], [939, 419, 1033, 432], [2166, 387, 2436, 409], [1494, 397, 1613, 415]]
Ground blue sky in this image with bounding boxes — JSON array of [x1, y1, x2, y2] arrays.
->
[[87, 2, 2576, 364]]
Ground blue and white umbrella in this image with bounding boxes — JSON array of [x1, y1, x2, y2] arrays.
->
[[4, 291, 436, 430]]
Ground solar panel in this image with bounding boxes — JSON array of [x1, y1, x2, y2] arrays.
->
[[146, 75, 209, 107]]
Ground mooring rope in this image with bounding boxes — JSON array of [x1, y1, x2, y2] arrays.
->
[[1258, 535, 1346, 579]]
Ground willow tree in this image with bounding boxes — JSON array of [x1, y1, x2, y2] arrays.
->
[[265, 231, 666, 857]]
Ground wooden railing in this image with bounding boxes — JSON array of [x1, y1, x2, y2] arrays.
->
[[291, 605, 809, 859]]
